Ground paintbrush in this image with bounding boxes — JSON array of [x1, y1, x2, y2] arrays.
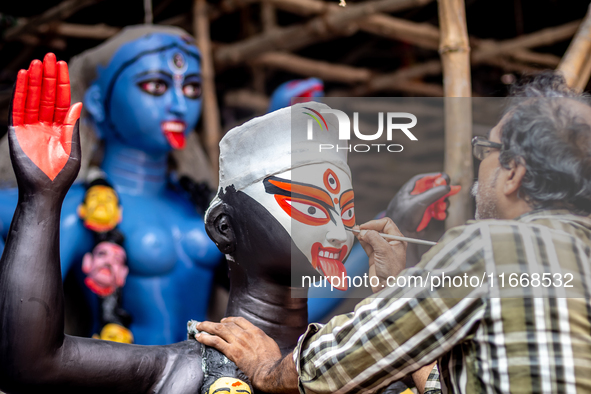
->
[[348, 228, 437, 246]]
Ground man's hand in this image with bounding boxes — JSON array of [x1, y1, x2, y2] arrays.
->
[[195, 317, 299, 393], [356, 217, 407, 293]]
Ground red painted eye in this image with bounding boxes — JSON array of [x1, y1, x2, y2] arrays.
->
[[341, 205, 355, 228], [138, 79, 168, 96], [339, 189, 355, 228], [274, 195, 330, 226]]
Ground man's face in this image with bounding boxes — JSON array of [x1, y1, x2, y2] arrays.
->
[[473, 122, 504, 220], [242, 163, 355, 290]]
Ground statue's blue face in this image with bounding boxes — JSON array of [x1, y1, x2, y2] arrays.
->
[[106, 45, 202, 153]]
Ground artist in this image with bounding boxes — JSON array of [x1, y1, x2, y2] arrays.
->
[[195, 73, 591, 393]]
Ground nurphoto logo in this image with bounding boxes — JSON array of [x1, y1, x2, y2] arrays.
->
[[305, 108, 418, 153]]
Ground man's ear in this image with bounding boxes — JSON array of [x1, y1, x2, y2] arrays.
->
[[205, 203, 236, 254], [503, 159, 527, 197], [84, 84, 105, 124]]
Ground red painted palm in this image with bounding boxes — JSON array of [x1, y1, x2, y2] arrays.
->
[[11, 53, 82, 181]]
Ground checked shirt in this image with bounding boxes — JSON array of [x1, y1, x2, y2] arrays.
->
[[293, 210, 591, 393]]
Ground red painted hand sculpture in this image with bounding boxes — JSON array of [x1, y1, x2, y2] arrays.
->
[[386, 172, 460, 236], [410, 173, 461, 232], [9, 53, 82, 196]]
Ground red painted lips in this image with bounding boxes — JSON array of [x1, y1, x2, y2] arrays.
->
[[311, 242, 349, 291]]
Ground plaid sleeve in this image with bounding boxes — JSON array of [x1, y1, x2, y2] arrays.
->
[[293, 224, 489, 394], [423, 364, 442, 394]]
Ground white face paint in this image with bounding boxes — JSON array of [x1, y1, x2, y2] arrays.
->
[[242, 163, 355, 290]]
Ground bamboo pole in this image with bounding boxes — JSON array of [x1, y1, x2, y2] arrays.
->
[[438, 0, 473, 227], [43, 23, 120, 39], [439, 0, 472, 97], [248, 48, 549, 96], [224, 90, 270, 112], [250, 2, 276, 95], [558, 4, 591, 90], [158, 13, 191, 27], [17, 34, 67, 50], [224, 80, 443, 114], [213, 0, 574, 73], [263, 0, 575, 63], [3, 0, 106, 41], [250, 52, 443, 95], [194, 0, 221, 182], [360, 60, 443, 94], [361, 13, 440, 50], [482, 57, 545, 74], [472, 20, 581, 64], [11, 0, 573, 76], [209, 0, 259, 20], [261, 1, 278, 31], [153, 0, 176, 18], [574, 55, 591, 91], [264, 0, 328, 15], [214, 0, 433, 67], [362, 50, 555, 96], [382, 80, 444, 96], [144, 0, 154, 24], [508, 49, 561, 68], [251, 52, 371, 83]]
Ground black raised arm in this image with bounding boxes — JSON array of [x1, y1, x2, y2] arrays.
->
[[0, 53, 203, 394]]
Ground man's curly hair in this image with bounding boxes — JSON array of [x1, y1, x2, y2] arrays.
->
[[498, 72, 591, 215]]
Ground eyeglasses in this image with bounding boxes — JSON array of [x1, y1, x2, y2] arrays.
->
[[471, 136, 503, 161]]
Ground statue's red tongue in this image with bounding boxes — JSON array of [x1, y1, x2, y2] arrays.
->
[[162, 121, 187, 149], [164, 131, 186, 149], [318, 256, 348, 291]]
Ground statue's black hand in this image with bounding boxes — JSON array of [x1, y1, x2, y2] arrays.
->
[[386, 173, 452, 236], [8, 53, 82, 202]]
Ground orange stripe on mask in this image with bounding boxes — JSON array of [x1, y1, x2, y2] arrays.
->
[[268, 178, 334, 208]]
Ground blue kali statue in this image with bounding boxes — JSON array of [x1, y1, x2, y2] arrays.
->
[[0, 26, 223, 345]]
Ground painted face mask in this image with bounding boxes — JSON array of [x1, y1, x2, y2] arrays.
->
[[207, 102, 354, 290], [240, 164, 355, 290]]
